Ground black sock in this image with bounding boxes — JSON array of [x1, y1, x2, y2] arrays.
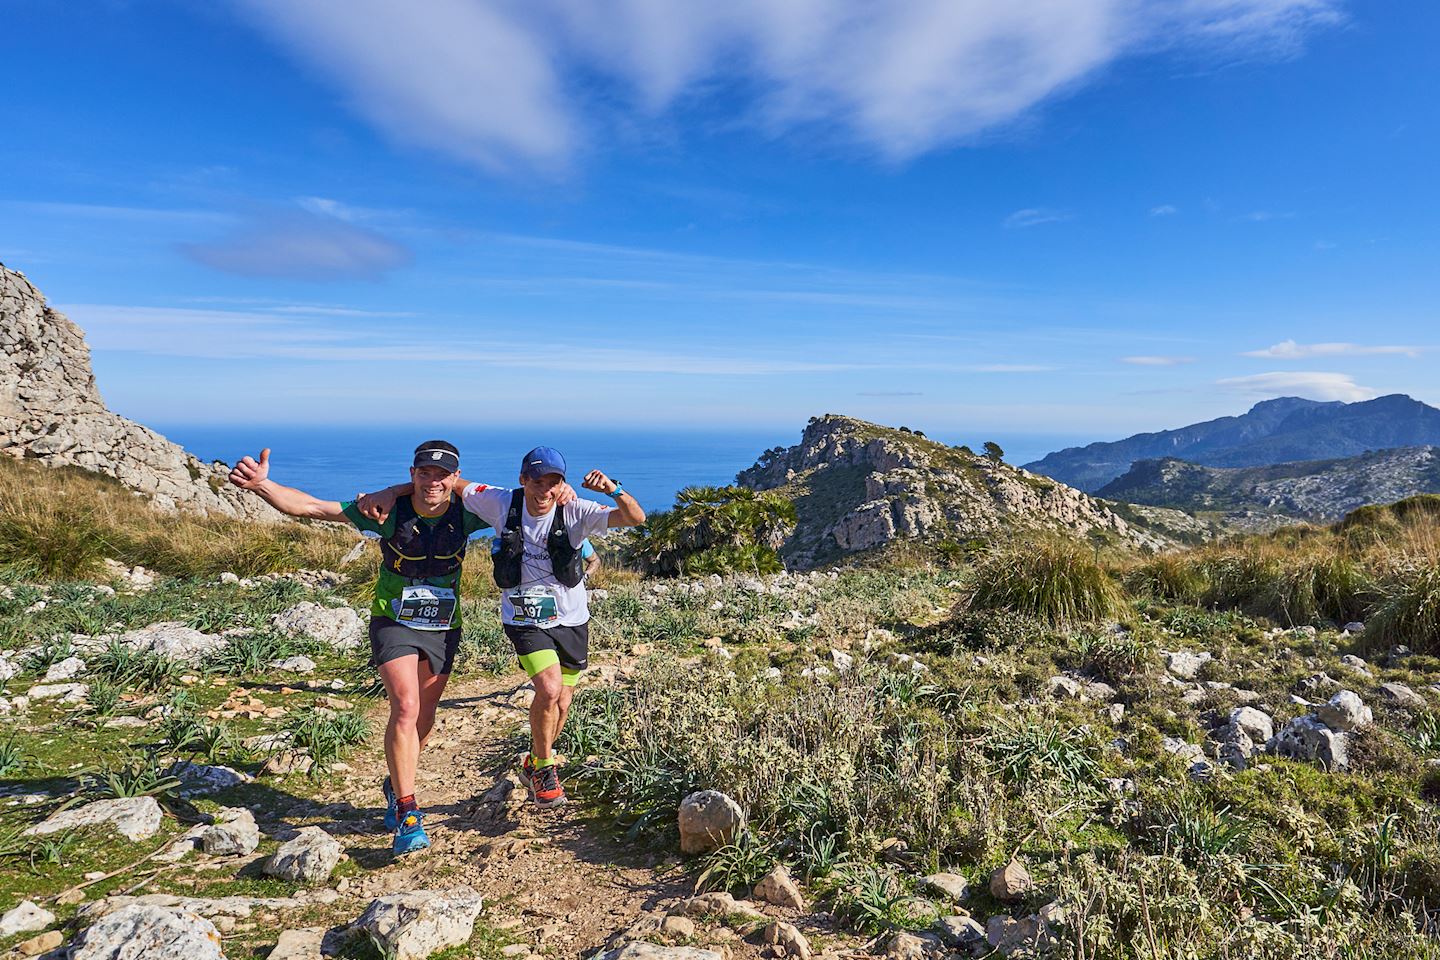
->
[[397, 794, 419, 815]]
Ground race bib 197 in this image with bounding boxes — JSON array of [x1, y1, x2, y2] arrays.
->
[[509, 586, 559, 627], [393, 585, 457, 631]]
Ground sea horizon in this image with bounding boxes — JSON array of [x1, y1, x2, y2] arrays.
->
[[154, 423, 1090, 513]]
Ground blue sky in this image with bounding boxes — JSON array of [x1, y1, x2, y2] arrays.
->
[[2, 0, 1436, 454]]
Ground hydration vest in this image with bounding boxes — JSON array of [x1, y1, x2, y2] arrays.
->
[[491, 489, 585, 589], [379, 496, 468, 580]]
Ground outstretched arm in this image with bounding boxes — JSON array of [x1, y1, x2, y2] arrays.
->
[[357, 475, 577, 523], [228, 448, 347, 522], [583, 470, 646, 528]]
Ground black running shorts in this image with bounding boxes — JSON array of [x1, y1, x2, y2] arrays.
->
[[368, 617, 462, 676], [503, 621, 590, 676]]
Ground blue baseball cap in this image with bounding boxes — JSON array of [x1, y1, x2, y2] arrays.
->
[[521, 446, 567, 479]]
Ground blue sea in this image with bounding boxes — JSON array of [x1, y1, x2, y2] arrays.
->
[[154, 424, 1087, 514]]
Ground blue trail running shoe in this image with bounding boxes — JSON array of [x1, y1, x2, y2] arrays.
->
[[393, 809, 430, 856], [381, 776, 398, 832]]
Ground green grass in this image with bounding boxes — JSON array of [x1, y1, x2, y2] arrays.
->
[[968, 537, 1124, 626]]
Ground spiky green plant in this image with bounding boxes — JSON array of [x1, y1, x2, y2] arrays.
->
[[968, 538, 1124, 626], [632, 486, 795, 577]]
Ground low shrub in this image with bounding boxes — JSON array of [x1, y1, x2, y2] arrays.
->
[[967, 538, 1124, 626], [1362, 562, 1440, 655]]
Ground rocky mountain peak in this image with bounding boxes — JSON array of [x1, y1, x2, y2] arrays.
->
[[737, 414, 1195, 567], [0, 262, 275, 519]]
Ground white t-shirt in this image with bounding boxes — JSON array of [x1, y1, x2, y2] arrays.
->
[[461, 483, 613, 628]]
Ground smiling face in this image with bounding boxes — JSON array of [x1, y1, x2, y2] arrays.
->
[[411, 464, 457, 510], [520, 471, 565, 513]]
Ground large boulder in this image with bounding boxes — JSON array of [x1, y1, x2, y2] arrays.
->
[[352, 887, 484, 960], [272, 603, 363, 650], [69, 904, 224, 960], [678, 790, 744, 855], [24, 796, 163, 842], [264, 826, 343, 883]]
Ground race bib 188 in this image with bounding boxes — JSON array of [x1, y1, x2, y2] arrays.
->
[[394, 585, 457, 631]]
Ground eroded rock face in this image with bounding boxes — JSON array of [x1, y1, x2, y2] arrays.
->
[[0, 263, 276, 520], [736, 415, 1175, 566]]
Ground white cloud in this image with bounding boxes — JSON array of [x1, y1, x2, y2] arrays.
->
[[1244, 339, 1423, 359], [1240, 209, 1295, 222], [1004, 208, 1071, 229], [1149, 204, 1179, 216], [1122, 355, 1195, 365], [234, 0, 1341, 170], [1216, 371, 1377, 402]]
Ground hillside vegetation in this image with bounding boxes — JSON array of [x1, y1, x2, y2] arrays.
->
[[3, 458, 1440, 959]]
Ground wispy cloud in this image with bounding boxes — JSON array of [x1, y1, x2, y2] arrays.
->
[[1239, 210, 1295, 222], [1149, 204, 1179, 216], [1244, 339, 1423, 359], [61, 303, 862, 375], [233, 0, 1341, 170], [1122, 355, 1195, 366], [1003, 208, 1071, 229], [179, 206, 412, 281], [1217, 371, 1376, 402]]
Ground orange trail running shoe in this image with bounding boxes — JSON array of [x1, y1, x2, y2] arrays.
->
[[530, 762, 567, 809]]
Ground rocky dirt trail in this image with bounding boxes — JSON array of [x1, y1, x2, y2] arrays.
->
[[318, 668, 700, 958]]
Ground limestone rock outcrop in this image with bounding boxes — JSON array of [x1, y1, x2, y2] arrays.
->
[[1, 262, 276, 519], [737, 415, 1177, 566]]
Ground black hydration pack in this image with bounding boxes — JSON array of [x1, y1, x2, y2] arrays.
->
[[491, 489, 585, 589], [379, 496, 468, 580]]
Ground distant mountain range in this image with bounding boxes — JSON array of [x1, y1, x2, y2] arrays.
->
[[1095, 446, 1440, 530], [1024, 394, 1440, 492]]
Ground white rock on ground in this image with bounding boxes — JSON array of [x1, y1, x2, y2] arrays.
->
[[26, 681, 89, 703], [272, 602, 363, 649], [0, 900, 55, 937], [1229, 707, 1274, 743], [269, 655, 316, 674], [201, 807, 260, 856], [267, 928, 326, 960], [677, 790, 744, 855], [934, 915, 987, 948], [353, 887, 484, 960], [24, 796, 163, 842], [116, 622, 227, 662], [1164, 650, 1213, 680], [264, 826, 343, 882], [596, 945, 726, 960], [1268, 716, 1349, 771], [921, 872, 970, 903], [1315, 690, 1373, 732], [171, 761, 253, 797], [69, 904, 224, 960], [43, 655, 86, 682]]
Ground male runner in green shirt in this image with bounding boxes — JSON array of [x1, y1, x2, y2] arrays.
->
[[229, 440, 573, 853]]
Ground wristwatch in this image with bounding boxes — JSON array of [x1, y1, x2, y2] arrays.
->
[[609, 483, 625, 499]]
